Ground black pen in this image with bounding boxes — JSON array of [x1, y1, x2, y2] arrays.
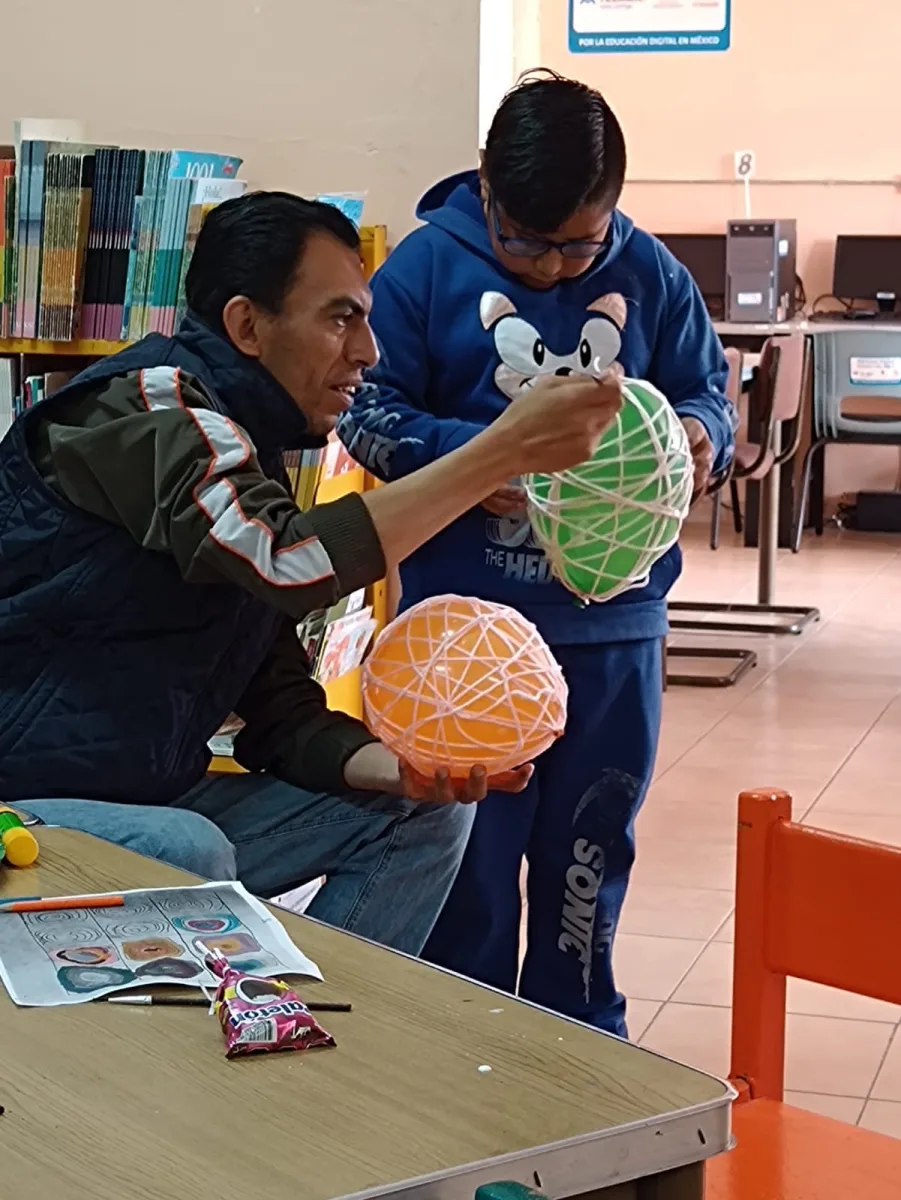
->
[[106, 994, 352, 1012]]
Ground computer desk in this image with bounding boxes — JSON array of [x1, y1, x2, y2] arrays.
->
[[0, 828, 735, 1200], [715, 318, 901, 338]]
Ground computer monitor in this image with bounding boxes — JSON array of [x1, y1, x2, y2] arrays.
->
[[656, 233, 727, 313], [833, 235, 901, 312]]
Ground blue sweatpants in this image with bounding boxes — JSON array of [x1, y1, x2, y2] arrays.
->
[[423, 638, 662, 1038]]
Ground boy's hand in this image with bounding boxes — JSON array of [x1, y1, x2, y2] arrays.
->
[[681, 416, 715, 501], [495, 371, 623, 476], [482, 484, 527, 516]]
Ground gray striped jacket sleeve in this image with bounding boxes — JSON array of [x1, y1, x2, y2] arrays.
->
[[41, 366, 386, 619]]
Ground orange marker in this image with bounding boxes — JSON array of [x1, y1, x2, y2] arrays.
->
[[0, 895, 124, 914]]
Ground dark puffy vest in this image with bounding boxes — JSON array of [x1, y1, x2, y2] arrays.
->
[[0, 316, 322, 804]]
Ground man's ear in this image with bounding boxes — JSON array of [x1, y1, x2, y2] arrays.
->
[[222, 296, 264, 359]]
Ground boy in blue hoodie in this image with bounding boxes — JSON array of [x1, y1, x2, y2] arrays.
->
[[338, 71, 734, 1036]]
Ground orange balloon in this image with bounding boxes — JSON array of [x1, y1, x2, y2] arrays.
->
[[362, 595, 568, 779]]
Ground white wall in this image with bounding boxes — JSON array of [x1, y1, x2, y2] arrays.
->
[[479, 0, 515, 146], [478, 0, 545, 148], [0, 0, 482, 241]]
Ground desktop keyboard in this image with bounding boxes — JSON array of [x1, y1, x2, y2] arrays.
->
[[809, 310, 901, 323]]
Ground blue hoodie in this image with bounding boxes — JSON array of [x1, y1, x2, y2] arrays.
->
[[338, 171, 734, 646]]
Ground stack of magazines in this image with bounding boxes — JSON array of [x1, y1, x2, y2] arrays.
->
[[0, 119, 247, 342]]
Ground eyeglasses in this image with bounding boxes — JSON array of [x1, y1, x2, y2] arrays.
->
[[488, 196, 608, 261]]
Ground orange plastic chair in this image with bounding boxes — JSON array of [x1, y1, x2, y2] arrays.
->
[[706, 788, 901, 1198]]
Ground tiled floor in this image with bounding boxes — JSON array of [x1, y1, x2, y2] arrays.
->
[[619, 519, 901, 1137]]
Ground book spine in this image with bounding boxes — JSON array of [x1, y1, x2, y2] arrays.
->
[[135, 150, 170, 338], [162, 177, 194, 334], [105, 148, 139, 340], [95, 148, 123, 341], [120, 193, 143, 341], [148, 165, 178, 333], [0, 161, 13, 338], [79, 146, 109, 338], [174, 200, 204, 328], [36, 153, 55, 339], [68, 154, 94, 342], [13, 140, 31, 337], [22, 141, 47, 339], [127, 149, 158, 341], [57, 155, 78, 341]]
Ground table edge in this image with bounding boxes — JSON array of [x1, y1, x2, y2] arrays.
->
[[339, 1092, 734, 1199]]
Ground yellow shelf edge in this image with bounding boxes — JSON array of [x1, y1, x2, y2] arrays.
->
[[0, 338, 129, 356]]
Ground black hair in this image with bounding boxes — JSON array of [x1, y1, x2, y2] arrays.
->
[[185, 190, 360, 328], [482, 69, 627, 235]]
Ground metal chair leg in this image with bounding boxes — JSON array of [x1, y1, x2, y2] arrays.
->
[[710, 491, 722, 551], [666, 646, 758, 688], [730, 477, 743, 535], [669, 601, 820, 636], [792, 437, 826, 553]]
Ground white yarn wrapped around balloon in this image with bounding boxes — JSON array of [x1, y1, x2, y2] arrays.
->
[[524, 378, 694, 602], [362, 595, 568, 778]]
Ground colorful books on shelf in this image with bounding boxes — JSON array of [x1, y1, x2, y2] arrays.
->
[[284, 445, 327, 511], [207, 594, 376, 759], [0, 358, 14, 437], [3, 366, 76, 428], [316, 192, 366, 229], [0, 119, 247, 343], [0, 147, 14, 339], [297, 589, 377, 687], [321, 430, 359, 481], [315, 607, 377, 685]]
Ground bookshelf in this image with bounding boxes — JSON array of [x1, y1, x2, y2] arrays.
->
[[0, 224, 390, 776], [0, 338, 128, 357]]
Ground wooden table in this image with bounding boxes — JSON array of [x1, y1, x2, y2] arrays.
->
[[0, 830, 733, 1200]]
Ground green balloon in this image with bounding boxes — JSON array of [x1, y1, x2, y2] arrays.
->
[[525, 379, 693, 602]]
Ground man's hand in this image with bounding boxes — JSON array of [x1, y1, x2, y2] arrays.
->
[[482, 483, 527, 516], [681, 416, 715, 501], [495, 371, 624, 476], [399, 761, 534, 804], [343, 742, 534, 804]]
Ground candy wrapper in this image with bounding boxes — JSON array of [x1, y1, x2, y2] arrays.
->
[[203, 945, 336, 1059]]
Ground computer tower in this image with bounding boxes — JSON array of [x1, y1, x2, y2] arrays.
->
[[726, 220, 797, 323]]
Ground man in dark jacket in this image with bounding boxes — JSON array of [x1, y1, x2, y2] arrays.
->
[[0, 191, 620, 952]]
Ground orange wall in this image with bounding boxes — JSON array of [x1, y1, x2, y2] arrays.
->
[[535, 0, 901, 496]]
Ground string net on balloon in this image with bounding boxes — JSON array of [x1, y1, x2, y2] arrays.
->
[[524, 378, 694, 603], [362, 595, 568, 778]]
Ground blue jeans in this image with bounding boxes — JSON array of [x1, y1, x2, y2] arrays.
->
[[15, 800, 238, 881], [423, 639, 662, 1037], [17, 774, 475, 956]]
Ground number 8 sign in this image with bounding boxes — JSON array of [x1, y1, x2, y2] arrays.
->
[[734, 150, 756, 180]]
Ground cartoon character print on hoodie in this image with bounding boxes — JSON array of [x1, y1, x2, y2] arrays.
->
[[337, 170, 735, 646], [480, 289, 628, 561]]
